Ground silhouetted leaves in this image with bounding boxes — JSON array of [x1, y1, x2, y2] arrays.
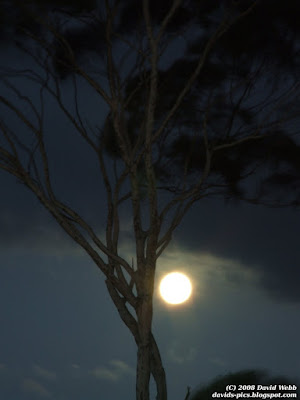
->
[[190, 370, 299, 400], [51, 21, 106, 79], [0, 0, 98, 42], [117, 0, 193, 35], [2, 0, 299, 205]]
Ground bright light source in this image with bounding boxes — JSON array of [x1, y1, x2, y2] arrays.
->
[[159, 272, 192, 305]]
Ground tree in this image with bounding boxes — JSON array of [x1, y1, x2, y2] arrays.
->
[[0, 1, 299, 399]]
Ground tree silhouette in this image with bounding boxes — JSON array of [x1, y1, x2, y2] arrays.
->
[[189, 369, 299, 400], [0, 1, 299, 400]]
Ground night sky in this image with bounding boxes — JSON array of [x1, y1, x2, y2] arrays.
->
[[0, 2, 300, 400], [1, 172, 299, 400]]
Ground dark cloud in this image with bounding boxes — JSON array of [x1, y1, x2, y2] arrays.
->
[[1, 165, 299, 303], [174, 199, 300, 302]]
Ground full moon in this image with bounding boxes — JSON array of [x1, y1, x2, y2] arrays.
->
[[159, 272, 192, 305]]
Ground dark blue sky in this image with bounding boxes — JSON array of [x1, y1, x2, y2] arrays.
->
[[0, 4, 300, 399]]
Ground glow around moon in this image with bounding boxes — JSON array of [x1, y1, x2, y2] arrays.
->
[[159, 272, 192, 305]]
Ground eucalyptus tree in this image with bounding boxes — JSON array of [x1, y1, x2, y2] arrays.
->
[[0, 1, 299, 400]]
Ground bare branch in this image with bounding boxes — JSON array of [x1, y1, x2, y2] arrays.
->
[[152, 1, 258, 144], [156, 0, 183, 43]]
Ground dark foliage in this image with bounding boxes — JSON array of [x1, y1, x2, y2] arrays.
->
[[2, 0, 299, 205], [190, 369, 299, 400]]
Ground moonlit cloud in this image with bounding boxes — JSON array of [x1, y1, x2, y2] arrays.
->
[[158, 245, 259, 282], [109, 359, 135, 375], [91, 367, 118, 381], [22, 378, 51, 398], [90, 359, 135, 382], [114, 238, 261, 303], [33, 365, 57, 381], [167, 340, 198, 364], [155, 246, 261, 304]]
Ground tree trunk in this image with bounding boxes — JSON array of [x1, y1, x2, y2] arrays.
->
[[136, 293, 152, 400], [105, 274, 167, 399], [150, 334, 167, 400], [136, 335, 168, 400], [136, 329, 168, 400], [135, 281, 168, 400], [136, 343, 151, 400]]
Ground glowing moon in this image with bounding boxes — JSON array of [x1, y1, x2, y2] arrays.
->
[[159, 272, 192, 304]]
